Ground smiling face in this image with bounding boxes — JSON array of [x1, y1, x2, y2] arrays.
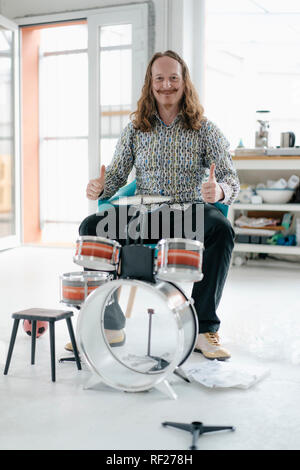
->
[[151, 56, 185, 109]]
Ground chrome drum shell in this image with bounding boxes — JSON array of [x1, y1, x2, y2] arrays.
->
[[76, 279, 198, 392]]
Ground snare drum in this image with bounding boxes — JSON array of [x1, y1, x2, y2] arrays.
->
[[156, 238, 203, 282], [73, 236, 121, 271], [60, 271, 112, 307]]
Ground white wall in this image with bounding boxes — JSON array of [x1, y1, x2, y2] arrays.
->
[[0, 0, 165, 52], [0, 0, 206, 100], [0, 0, 144, 17]]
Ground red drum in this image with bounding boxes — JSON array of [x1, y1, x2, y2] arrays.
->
[[73, 236, 121, 271], [156, 238, 203, 282], [60, 271, 112, 307]]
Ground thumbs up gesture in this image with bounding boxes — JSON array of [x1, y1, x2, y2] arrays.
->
[[86, 165, 106, 200], [201, 163, 224, 203]]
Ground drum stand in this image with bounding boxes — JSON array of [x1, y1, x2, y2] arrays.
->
[[83, 373, 180, 400], [162, 421, 235, 450], [146, 307, 190, 382], [147, 308, 169, 371]]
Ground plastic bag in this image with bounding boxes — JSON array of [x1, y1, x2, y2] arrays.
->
[[185, 360, 269, 389]]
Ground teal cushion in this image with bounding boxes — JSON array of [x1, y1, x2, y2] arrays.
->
[[106, 180, 136, 203], [213, 201, 229, 217]]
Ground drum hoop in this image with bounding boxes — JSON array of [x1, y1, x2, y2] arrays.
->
[[156, 268, 203, 281], [111, 194, 174, 206], [73, 255, 118, 271], [157, 238, 203, 249], [60, 271, 111, 282], [76, 236, 121, 248]]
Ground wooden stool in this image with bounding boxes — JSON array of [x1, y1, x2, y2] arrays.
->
[[3, 308, 81, 382]]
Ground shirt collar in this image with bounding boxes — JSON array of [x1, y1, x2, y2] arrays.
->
[[154, 111, 183, 127]]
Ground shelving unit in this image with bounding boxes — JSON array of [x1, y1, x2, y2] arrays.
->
[[229, 156, 300, 258]]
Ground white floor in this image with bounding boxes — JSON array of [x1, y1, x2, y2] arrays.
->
[[0, 245, 300, 451]]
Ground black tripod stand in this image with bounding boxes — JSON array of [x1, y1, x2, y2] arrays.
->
[[162, 421, 235, 450]]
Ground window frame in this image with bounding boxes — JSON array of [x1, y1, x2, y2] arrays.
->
[[0, 14, 21, 250], [16, 4, 149, 219]]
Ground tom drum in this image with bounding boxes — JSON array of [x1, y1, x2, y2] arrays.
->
[[60, 271, 112, 307], [73, 236, 121, 271], [156, 238, 203, 282]]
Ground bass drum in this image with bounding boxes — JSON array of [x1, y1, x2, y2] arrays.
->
[[76, 279, 198, 393]]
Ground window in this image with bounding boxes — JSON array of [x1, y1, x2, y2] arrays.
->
[[0, 26, 16, 241], [205, 0, 300, 149], [20, 4, 148, 243], [39, 24, 89, 240], [99, 24, 132, 167]]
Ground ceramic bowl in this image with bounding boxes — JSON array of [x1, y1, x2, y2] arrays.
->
[[255, 188, 294, 204]]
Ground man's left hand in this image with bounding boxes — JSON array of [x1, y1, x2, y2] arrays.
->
[[201, 163, 224, 203]]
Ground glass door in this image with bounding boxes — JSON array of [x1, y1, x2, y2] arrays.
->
[[0, 15, 20, 250], [88, 4, 148, 214]]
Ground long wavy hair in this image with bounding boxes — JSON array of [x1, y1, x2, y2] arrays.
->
[[131, 50, 205, 131]]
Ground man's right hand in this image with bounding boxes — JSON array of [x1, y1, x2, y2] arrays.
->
[[86, 165, 106, 200]]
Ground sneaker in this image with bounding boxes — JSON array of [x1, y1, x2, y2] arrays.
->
[[104, 329, 126, 348], [64, 328, 125, 352], [194, 332, 231, 361], [64, 342, 73, 352]]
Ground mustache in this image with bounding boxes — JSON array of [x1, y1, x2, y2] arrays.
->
[[158, 89, 178, 93]]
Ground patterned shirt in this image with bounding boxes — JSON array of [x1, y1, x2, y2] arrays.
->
[[100, 113, 240, 205]]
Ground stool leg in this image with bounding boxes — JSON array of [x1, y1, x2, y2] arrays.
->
[[49, 322, 56, 382], [66, 318, 81, 371], [4, 319, 20, 375], [31, 320, 37, 365]]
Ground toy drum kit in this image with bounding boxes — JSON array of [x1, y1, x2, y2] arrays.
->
[[59, 196, 204, 399]]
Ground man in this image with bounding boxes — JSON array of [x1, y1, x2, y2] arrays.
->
[[81, 50, 240, 360]]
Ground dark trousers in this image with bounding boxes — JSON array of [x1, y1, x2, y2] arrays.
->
[[78, 203, 234, 333]]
